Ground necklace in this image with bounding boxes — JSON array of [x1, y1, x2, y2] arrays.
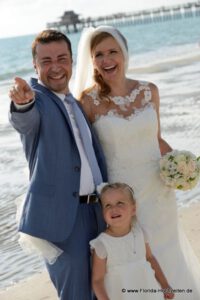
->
[[133, 231, 136, 254]]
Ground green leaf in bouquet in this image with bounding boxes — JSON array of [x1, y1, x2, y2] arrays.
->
[[177, 185, 183, 190], [188, 177, 195, 182], [168, 155, 174, 161]]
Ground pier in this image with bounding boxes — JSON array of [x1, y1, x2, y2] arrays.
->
[[47, 1, 200, 33]]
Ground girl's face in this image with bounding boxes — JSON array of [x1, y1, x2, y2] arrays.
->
[[91, 36, 125, 83], [101, 189, 136, 229]]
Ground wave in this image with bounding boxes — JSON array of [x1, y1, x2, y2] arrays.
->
[[128, 51, 200, 74], [0, 67, 34, 81]]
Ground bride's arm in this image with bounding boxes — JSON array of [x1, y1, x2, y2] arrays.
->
[[150, 83, 172, 156]]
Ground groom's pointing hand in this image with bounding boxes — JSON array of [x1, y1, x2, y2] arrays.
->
[[9, 77, 35, 105]]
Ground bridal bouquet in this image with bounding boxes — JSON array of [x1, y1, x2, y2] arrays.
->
[[159, 150, 200, 191]]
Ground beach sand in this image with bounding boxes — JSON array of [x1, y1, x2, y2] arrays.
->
[[0, 202, 200, 300]]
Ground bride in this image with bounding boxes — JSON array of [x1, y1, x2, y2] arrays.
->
[[73, 25, 200, 299]]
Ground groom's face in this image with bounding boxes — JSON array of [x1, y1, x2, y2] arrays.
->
[[33, 40, 72, 94]]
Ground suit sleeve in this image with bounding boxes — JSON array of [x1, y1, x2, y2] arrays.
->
[[12, 99, 35, 112], [9, 100, 41, 174], [9, 100, 40, 135]]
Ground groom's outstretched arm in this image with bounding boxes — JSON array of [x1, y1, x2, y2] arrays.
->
[[9, 77, 40, 134]]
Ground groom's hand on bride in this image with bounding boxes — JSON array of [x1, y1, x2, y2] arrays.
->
[[9, 77, 35, 105]]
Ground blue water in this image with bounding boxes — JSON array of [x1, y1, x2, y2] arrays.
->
[[0, 15, 200, 289], [0, 17, 200, 81]]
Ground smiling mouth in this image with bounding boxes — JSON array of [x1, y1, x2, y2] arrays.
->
[[103, 65, 117, 73], [49, 74, 65, 80], [111, 214, 121, 219]]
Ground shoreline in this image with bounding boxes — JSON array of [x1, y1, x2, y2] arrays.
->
[[0, 202, 200, 300]]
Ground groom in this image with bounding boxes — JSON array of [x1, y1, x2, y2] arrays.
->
[[9, 29, 107, 299]]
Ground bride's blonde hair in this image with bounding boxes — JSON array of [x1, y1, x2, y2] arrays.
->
[[90, 32, 113, 100]]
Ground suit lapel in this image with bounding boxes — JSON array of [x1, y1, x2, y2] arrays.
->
[[30, 78, 74, 134]]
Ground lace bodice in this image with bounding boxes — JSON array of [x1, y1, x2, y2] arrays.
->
[[86, 80, 153, 120], [87, 80, 150, 105], [93, 104, 161, 188], [88, 81, 162, 197]]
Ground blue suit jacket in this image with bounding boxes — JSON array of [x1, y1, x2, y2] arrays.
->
[[10, 78, 107, 242]]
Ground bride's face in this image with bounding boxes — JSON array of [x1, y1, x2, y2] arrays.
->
[[91, 36, 125, 83]]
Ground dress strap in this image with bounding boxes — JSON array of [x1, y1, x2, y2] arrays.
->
[[87, 87, 101, 106]]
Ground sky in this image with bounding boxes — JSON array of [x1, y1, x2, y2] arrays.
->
[[0, 0, 196, 38]]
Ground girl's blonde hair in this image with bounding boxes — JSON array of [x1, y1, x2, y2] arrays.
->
[[100, 182, 136, 204]]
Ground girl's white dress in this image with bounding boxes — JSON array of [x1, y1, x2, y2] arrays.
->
[[90, 223, 164, 300], [88, 81, 200, 299]]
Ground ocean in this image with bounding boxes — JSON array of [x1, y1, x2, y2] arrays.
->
[[0, 16, 200, 289]]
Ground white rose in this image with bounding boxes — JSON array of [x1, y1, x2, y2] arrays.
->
[[187, 160, 197, 173], [177, 161, 188, 175], [179, 182, 190, 190], [174, 154, 186, 163]]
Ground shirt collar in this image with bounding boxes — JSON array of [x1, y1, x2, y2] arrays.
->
[[38, 79, 69, 102]]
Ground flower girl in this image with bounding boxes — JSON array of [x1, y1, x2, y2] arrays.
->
[[90, 183, 174, 300]]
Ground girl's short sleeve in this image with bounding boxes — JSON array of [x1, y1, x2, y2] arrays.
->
[[90, 238, 107, 259], [141, 227, 150, 243]]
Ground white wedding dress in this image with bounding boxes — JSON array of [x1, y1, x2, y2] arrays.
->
[[88, 81, 200, 299]]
